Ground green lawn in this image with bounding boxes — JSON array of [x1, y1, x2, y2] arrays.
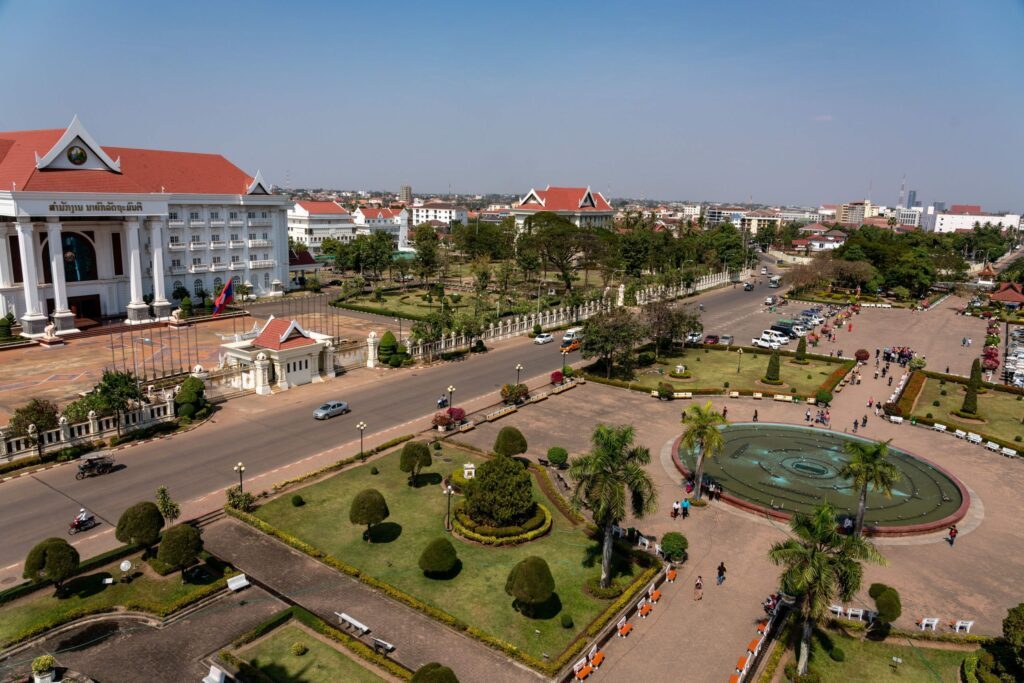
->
[[254, 446, 630, 659], [239, 623, 386, 683], [810, 630, 971, 682], [914, 377, 1024, 444], [0, 554, 230, 647], [632, 348, 842, 397]]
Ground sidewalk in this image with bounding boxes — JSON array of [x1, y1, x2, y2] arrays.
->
[[203, 517, 543, 683]]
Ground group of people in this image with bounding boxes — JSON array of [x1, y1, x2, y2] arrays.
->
[[881, 346, 917, 366], [670, 498, 691, 519], [806, 408, 830, 426], [692, 563, 728, 601]]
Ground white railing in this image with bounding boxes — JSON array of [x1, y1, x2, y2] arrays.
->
[[209, 241, 227, 249], [189, 242, 208, 251], [209, 219, 225, 227], [211, 263, 227, 272], [229, 219, 244, 226], [169, 265, 187, 275], [229, 240, 246, 249], [168, 219, 186, 228], [189, 219, 206, 227], [249, 260, 276, 269], [248, 239, 272, 248], [190, 264, 210, 273], [248, 218, 272, 227], [168, 243, 186, 251], [229, 262, 245, 270], [0, 394, 177, 463]]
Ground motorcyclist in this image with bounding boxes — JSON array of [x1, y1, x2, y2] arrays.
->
[[437, 395, 447, 409], [74, 508, 91, 526]]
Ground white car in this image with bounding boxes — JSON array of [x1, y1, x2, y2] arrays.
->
[[752, 337, 781, 349], [534, 333, 554, 345], [685, 332, 703, 344]]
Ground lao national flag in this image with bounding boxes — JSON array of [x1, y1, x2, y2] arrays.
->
[[213, 278, 234, 316]]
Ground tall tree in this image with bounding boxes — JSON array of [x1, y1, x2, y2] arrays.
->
[[412, 224, 440, 284], [7, 398, 61, 457], [680, 402, 726, 500], [768, 503, 885, 674], [569, 424, 657, 588], [530, 212, 585, 291], [155, 486, 181, 524], [580, 309, 647, 378], [838, 439, 900, 536], [23, 537, 79, 596], [644, 301, 701, 360], [95, 370, 143, 436]]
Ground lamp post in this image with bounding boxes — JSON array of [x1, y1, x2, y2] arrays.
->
[[395, 317, 402, 343], [443, 484, 454, 531], [233, 461, 245, 492], [561, 350, 568, 375], [515, 363, 523, 385], [356, 421, 367, 460], [737, 348, 743, 374], [447, 385, 455, 409]]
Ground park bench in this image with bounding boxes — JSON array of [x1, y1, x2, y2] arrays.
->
[[666, 568, 677, 583], [756, 620, 769, 635], [747, 637, 762, 656], [967, 433, 983, 445], [588, 644, 605, 669], [202, 665, 226, 683], [736, 654, 749, 674], [227, 574, 250, 592], [953, 429, 967, 439], [617, 616, 633, 637], [917, 617, 939, 631], [336, 611, 370, 634], [752, 392, 763, 399], [951, 619, 974, 633], [648, 583, 662, 603], [372, 638, 395, 654], [889, 415, 903, 424], [638, 598, 652, 618], [985, 441, 1001, 452], [932, 423, 947, 432], [829, 604, 844, 616], [846, 607, 864, 620], [1003, 447, 1018, 458], [573, 656, 593, 680], [673, 391, 693, 399]]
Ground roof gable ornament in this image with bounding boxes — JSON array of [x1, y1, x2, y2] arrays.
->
[[276, 319, 311, 344], [247, 169, 270, 195], [520, 188, 545, 207], [579, 186, 596, 209], [34, 115, 122, 173]]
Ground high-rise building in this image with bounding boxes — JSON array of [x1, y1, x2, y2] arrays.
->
[[933, 201, 946, 212], [907, 190, 918, 208], [399, 185, 412, 204]]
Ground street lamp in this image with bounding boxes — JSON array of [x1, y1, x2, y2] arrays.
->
[[233, 461, 245, 492], [356, 421, 367, 460], [447, 385, 455, 409], [736, 348, 744, 374], [442, 484, 455, 531], [395, 317, 402, 343], [561, 350, 568, 375], [515, 363, 524, 385]]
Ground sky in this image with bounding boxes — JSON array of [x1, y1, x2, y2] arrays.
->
[[1, 0, 1022, 209]]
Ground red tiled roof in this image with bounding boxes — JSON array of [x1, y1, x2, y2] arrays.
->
[[518, 186, 612, 212], [288, 250, 318, 267], [949, 204, 983, 215], [990, 282, 1024, 304], [0, 128, 255, 194], [297, 201, 347, 215], [357, 207, 400, 220], [799, 223, 829, 233], [791, 239, 811, 246], [252, 318, 318, 351]]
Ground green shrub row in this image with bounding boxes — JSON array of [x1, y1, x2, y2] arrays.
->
[[908, 415, 1022, 451], [330, 301, 428, 322], [819, 362, 856, 392], [921, 370, 1024, 397], [897, 371, 927, 415], [962, 652, 979, 683], [825, 617, 991, 644], [452, 503, 552, 545], [534, 467, 586, 525], [270, 435, 414, 493], [0, 542, 143, 605]]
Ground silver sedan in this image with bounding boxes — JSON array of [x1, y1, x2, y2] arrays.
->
[[313, 400, 350, 420]]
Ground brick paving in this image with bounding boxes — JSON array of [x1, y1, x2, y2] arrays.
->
[[203, 517, 543, 683], [1, 587, 285, 683]]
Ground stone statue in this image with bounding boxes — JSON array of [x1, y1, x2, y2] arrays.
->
[[43, 322, 58, 340], [171, 308, 183, 322]]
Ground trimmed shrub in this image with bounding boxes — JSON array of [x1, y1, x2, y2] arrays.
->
[[23, 538, 79, 594], [290, 642, 308, 656], [855, 349, 870, 361], [400, 440, 433, 485], [370, 466, 379, 475], [546, 447, 569, 467], [349, 489, 389, 540], [637, 351, 656, 367], [412, 662, 459, 683], [32, 655, 56, 675], [816, 388, 833, 405], [471, 339, 486, 353], [657, 382, 674, 400], [464, 455, 534, 527], [291, 494, 305, 507], [493, 426, 528, 457], [378, 330, 398, 362], [764, 349, 781, 382], [561, 613, 574, 629], [533, 323, 542, 335], [868, 582, 892, 599], [156, 524, 203, 576], [660, 531, 688, 561], [875, 587, 902, 624], [418, 537, 458, 576], [0, 318, 10, 340], [115, 501, 165, 555], [505, 556, 555, 616], [795, 336, 807, 361], [499, 383, 529, 405], [829, 647, 845, 662], [550, 370, 564, 385]]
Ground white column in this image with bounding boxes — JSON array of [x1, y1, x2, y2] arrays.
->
[[124, 219, 149, 323], [46, 218, 78, 333], [0, 223, 12, 288], [15, 219, 47, 335], [148, 218, 171, 318]]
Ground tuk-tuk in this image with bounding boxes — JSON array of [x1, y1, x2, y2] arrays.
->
[[76, 454, 115, 480]]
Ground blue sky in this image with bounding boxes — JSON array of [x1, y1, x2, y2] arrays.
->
[[2, 0, 1022, 209]]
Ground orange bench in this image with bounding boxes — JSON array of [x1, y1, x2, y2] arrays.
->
[[589, 645, 605, 668], [747, 638, 762, 654], [756, 620, 769, 635], [573, 657, 593, 680], [667, 569, 677, 583], [736, 655, 749, 673], [617, 617, 633, 637], [649, 588, 662, 603], [729, 675, 740, 683], [639, 603, 653, 618]]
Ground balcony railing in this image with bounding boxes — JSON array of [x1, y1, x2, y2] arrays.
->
[[210, 263, 227, 272], [249, 260, 276, 269], [169, 265, 187, 275], [229, 240, 246, 249], [190, 264, 210, 273], [189, 242, 208, 251], [248, 218, 272, 227], [209, 219, 225, 227], [168, 243, 186, 251], [247, 239, 272, 248], [209, 241, 227, 249], [189, 219, 206, 227], [167, 219, 185, 228], [228, 218, 244, 226], [229, 262, 245, 270]]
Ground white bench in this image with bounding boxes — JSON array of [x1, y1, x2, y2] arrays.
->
[[954, 429, 967, 439], [918, 617, 939, 631], [985, 441, 1001, 452], [372, 637, 395, 654], [336, 611, 370, 634], [846, 607, 864, 620], [674, 391, 693, 399], [932, 423, 947, 432], [889, 416, 903, 424], [952, 620, 974, 633], [730, 391, 740, 398], [103, 577, 115, 585], [753, 392, 763, 400], [829, 604, 844, 616], [202, 665, 226, 683], [1003, 447, 1019, 458], [967, 433, 983, 445], [227, 574, 250, 592]]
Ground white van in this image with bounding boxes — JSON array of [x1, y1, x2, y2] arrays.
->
[[562, 327, 584, 343], [762, 329, 790, 344]]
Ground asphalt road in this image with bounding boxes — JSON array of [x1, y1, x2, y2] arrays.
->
[[0, 261, 778, 584]]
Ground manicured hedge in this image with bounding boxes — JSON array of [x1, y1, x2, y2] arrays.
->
[[451, 502, 552, 545], [535, 467, 586, 525], [896, 371, 926, 416], [330, 301, 428, 322], [921, 370, 1024, 397], [270, 435, 414, 493]]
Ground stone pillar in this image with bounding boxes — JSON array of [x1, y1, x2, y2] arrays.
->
[[148, 219, 171, 319], [254, 354, 272, 395], [124, 219, 149, 323], [366, 331, 378, 369], [0, 223, 12, 288], [617, 283, 625, 307], [58, 416, 71, 444], [15, 219, 47, 336], [46, 219, 78, 333], [87, 410, 100, 437], [322, 342, 336, 379]]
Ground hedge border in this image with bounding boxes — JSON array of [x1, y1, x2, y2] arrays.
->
[[330, 300, 430, 323], [222, 605, 413, 681], [757, 612, 796, 683], [451, 501, 552, 546], [270, 435, 414, 493], [908, 372, 1024, 450]]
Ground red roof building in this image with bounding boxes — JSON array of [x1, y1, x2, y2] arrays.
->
[[221, 316, 333, 393], [989, 282, 1024, 306], [511, 185, 614, 230]]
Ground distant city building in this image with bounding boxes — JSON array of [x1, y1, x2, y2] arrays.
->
[[920, 205, 1021, 234], [933, 201, 946, 212], [808, 230, 847, 252], [353, 206, 412, 251], [0, 117, 288, 335], [818, 205, 838, 221], [411, 201, 468, 228], [739, 209, 781, 236], [838, 200, 880, 225], [906, 190, 918, 208], [479, 208, 512, 223], [895, 207, 922, 227], [399, 185, 412, 204], [704, 206, 748, 227], [511, 186, 613, 230], [677, 204, 702, 221], [287, 201, 358, 255], [778, 208, 821, 224]]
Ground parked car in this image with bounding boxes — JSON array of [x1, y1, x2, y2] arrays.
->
[[743, 282, 755, 291], [685, 332, 704, 344], [562, 327, 584, 343], [704, 334, 720, 345], [719, 334, 734, 346], [313, 400, 350, 420], [765, 296, 777, 306], [534, 332, 554, 345], [761, 266, 768, 275], [560, 338, 581, 352], [752, 336, 781, 349]]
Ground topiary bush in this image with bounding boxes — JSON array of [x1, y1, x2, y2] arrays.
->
[[763, 349, 781, 383], [546, 447, 569, 468], [874, 586, 902, 625], [464, 455, 534, 527], [815, 388, 833, 405], [291, 642, 308, 656], [855, 349, 870, 362], [660, 531, 688, 561], [32, 655, 56, 675], [378, 330, 398, 363], [418, 537, 458, 577], [115, 501, 165, 556], [560, 613, 574, 629], [350, 488, 389, 541], [412, 662, 459, 683], [829, 647, 845, 662], [400, 440, 433, 486], [493, 426, 527, 457], [505, 555, 555, 617], [291, 494, 305, 507]]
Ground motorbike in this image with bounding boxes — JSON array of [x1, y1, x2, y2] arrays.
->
[[68, 515, 98, 535], [75, 454, 115, 480]]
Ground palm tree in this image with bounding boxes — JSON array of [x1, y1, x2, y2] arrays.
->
[[839, 439, 900, 537], [768, 503, 886, 675], [569, 424, 657, 589], [680, 402, 726, 500]]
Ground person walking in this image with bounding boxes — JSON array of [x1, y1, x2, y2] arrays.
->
[[753, 410, 759, 422], [717, 562, 727, 586], [694, 576, 704, 601], [722, 406, 728, 420], [948, 524, 959, 547], [805, 408, 811, 422], [682, 498, 690, 519], [671, 500, 679, 519]]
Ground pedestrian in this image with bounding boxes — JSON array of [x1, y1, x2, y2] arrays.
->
[[874, 369, 879, 380], [888, 376, 893, 386], [753, 410, 758, 422], [717, 562, 727, 586], [852, 419, 858, 433], [722, 406, 728, 420], [875, 348, 880, 358], [946, 366, 950, 374], [948, 524, 958, 547], [867, 397, 873, 408], [682, 498, 690, 518], [672, 500, 680, 519], [805, 408, 811, 422], [694, 576, 704, 601], [862, 415, 868, 428]]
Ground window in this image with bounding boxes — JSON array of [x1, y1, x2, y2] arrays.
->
[[229, 211, 238, 219], [262, 232, 268, 240], [262, 253, 268, 260], [189, 211, 200, 220], [249, 254, 256, 261], [210, 211, 220, 219], [169, 211, 179, 220], [261, 211, 268, 219], [211, 234, 220, 242], [247, 211, 255, 219], [173, 280, 183, 292], [193, 279, 204, 296], [190, 234, 201, 243], [169, 235, 180, 244], [232, 275, 240, 286], [212, 256, 222, 264], [231, 255, 240, 263], [230, 233, 239, 241], [171, 259, 182, 268], [192, 257, 202, 265], [264, 273, 270, 288], [213, 277, 223, 292]]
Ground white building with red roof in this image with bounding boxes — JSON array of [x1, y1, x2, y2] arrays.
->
[[352, 206, 412, 251], [220, 316, 333, 393], [511, 186, 613, 230], [0, 117, 289, 336], [410, 201, 468, 230], [287, 201, 358, 255]]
